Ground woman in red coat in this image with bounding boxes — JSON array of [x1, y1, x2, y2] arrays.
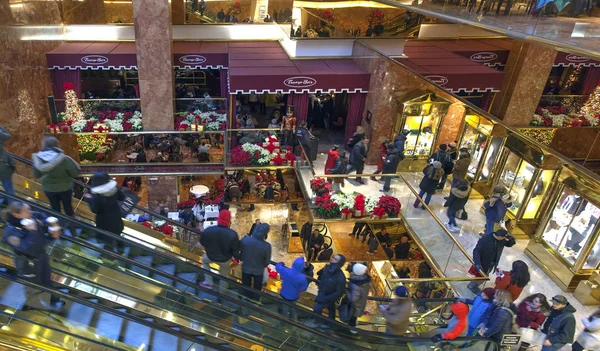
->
[[494, 260, 530, 301], [372, 141, 389, 181], [324, 145, 339, 181], [516, 294, 550, 351]]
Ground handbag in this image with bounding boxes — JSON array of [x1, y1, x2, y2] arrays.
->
[[468, 265, 483, 277], [457, 209, 468, 220], [338, 294, 352, 323], [119, 189, 141, 217]]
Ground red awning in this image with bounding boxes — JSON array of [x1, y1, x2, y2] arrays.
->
[[228, 42, 370, 94], [404, 39, 513, 67], [395, 50, 504, 93], [173, 42, 229, 69], [554, 52, 600, 67], [47, 42, 137, 70], [47, 41, 231, 70]]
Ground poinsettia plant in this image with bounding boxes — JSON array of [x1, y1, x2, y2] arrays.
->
[[378, 195, 401, 217], [177, 200, 197, 209], [371, 206, 387, 219], [315, 193, 341, 219], [310, 177, 332, 196]]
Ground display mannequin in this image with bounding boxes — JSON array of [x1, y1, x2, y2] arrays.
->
[[281, 112, 296, 147]]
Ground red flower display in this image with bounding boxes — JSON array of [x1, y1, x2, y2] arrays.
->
[[272, 153, 284, 166], [285, 152, 296, 166], [310, 177, 332, 196], [354, 194, 366, 211], [141, 221, 153, 229], [63, 82, 74, 92], [162, 224, 174, 237], [177, 200, 197, 209], [315, 193, 340, 218], [371, 206, 387, 219], [377, 195, 401, 217], [230, 145, 252, 166]]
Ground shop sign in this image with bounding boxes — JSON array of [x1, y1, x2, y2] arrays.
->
[[179, 55, 207, 65], [425, 75, 448, 86], [283, 76, 317, 88], [566, 54, 590, 63], [470, 52, 498, 63], [500, 335, 521, 346], [81, 55, 109, 65]]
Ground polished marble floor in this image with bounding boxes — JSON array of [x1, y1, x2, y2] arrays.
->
[[392, 0, 600, 55]]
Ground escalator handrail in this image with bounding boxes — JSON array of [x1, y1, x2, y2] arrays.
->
[[0, 271, 234, 351], [0, 191, 500, 348]]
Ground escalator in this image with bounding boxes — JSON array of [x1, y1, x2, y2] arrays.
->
[[2, 157, 502, 350]]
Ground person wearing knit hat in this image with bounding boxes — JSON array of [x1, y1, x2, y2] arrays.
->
[[414, 160, 444, 209], [200, 209, 240, 289], [314, 254, 347, 320], [239, 223, 272, 300], [431, 143, 453, 190], [347, 263, 372, 332], [89, 171, 125, 252], [380, 285, 412, 335], [463, 287, 497, 335]]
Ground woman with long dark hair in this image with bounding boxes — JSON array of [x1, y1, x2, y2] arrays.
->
[[516, 293, 550, 351], [494, 260, 530, 301]]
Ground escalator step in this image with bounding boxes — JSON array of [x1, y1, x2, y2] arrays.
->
[[153, 264, 176, 286], [82, 238, 105, 258], [175, 272, 197, 291], [178, 339, 196, 351], [131, 255, 154, 276], [94, 310, 125, 341], [0, 282, 26, 309], [151, 329, 180, 351], [122, 318, 153, 350], [66, 301, 97, 328]]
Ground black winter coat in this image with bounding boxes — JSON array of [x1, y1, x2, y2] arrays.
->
[[382, 149, 401, 174], [394, 134, 407, 155], [543, 304, 577, 345], [309, 233, 325, 249], [200, 225, 240, 263], [419, 165, 443, 193], [444, 186, 470, 216], [472, 232, 516, 274], [484, 306, 515, 342], [90, 187, 125, 235], [300, 222, 313, 243], [350, 142, 367, 167], [316, 261, 346, 304], [348, 133, 365, 150]]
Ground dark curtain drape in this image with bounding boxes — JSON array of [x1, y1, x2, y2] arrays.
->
[[345, 93, 367, 143], [51, 69, 81, 112], [582, 67, 600, 95], [289, 92, 309, 122], [220, 69, 229, 97], [480, 92, 494, 112]]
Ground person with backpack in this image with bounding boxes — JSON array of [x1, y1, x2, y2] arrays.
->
[[541, 295, 576, 351], [313, 254, 347, 320], [0, 125, 15, 205], [346, 263, 371, 333], [89, 171, 125, 253], [347, 126, 365, 150], [413, 161, 443, 209], [239, 223, 272, 300], [452, 148, 472, 187], [480, 290, 516, 342], [276, 257, 309, 321], [32, 137, 80, 217], [431, 144, 452, 190], [443, 180, 470, 232], [572, 308, 600, 351]]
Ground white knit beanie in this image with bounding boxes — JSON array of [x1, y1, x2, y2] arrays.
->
[[353, 263, 368, 276]]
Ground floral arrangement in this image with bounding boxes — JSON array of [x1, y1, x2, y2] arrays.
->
[[174, 110, 227, 131], [177, 200, 197, 209], [354, 194, 366, 217], [54, 110, 143, 133], [315, 193, 341, 219], [272, 153, 284, 166], [518, 128, 556, 146], [365, 196, 379, 213], [140, 220, 179, 238], [77, 134, 116, 162], [320, 9, 335, 23], [331, 193, 355, 210], [341, 207, 353, 220], [532, 105, 599, 127], [371, 206, 387, 219], [368, 9, 384, 25], [378, 195, 401, 217], [310, 177, 332, 196], [230, 142, 277, 167], [229, 0, 242, 16]]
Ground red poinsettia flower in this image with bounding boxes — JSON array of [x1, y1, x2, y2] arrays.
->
[[63, 82, 74, 91], [272, 153, 284, 166]]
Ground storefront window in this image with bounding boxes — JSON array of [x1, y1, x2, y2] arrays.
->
[[542, 188, 600, 266], [460, 122, 489, 180], [584, 234, 600, 269], [499, 152, 535, 216], [478, 137, 503, 182], [522, 169, 556, 219]]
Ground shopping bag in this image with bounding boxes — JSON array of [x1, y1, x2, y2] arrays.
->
[[338, 295, 352, 323], [119, 189, 141, 217], [468, 265, 483, 277]]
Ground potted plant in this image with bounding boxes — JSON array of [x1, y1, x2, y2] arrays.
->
[[310, 177, 332, 196], [377, 195, 401, 217], [316, 194, 341, 219]]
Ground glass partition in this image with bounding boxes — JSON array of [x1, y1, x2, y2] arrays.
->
[[478, 136, 504, 182]]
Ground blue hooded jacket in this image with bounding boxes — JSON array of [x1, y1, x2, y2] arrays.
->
[[276, 257, 309, 301], [466, 296, 495, 330]]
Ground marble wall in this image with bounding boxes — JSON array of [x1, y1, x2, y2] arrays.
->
[[172, 0, 185, 24], [146, 176, 178, 212], [0, 1, 64, 170], [105, 3, 134, 23], [490, 42, 556, 127], [132, 0, 175, 130], [61, 0, 107, 24], [352, 42, 464, 164]]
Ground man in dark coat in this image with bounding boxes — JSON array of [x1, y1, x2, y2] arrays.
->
[[200, 210, 240, 289], [240, 223, 272, 300], [541, 295, 576, 351], [394, 235, 411, 259], [469, 229, 515, 294], [249, 219, 260, 236], [347, 137, 369, 184], [307, 229, 324, 261], [394, 130, 410, 158], [314, 254, 347, 319], [89, 171, 125, 253], [317, 244, 333, 261], [381, 144, 401, 192], [300, 220, 313, 251]]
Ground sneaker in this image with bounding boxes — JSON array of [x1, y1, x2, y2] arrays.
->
[[366, 251, 373, 255], [348, 233, 355, 236], [450, 225, 460, 233], [444, 223, 453, 231], [349, 329, 358, 335]]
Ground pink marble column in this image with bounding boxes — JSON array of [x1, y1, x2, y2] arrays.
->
[[490, 42, 556, 128], [133, 0, 174, 131]]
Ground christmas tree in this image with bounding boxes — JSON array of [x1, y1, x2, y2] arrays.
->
[[580, 86, 600, 119], [63, 82, 83, 121]]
